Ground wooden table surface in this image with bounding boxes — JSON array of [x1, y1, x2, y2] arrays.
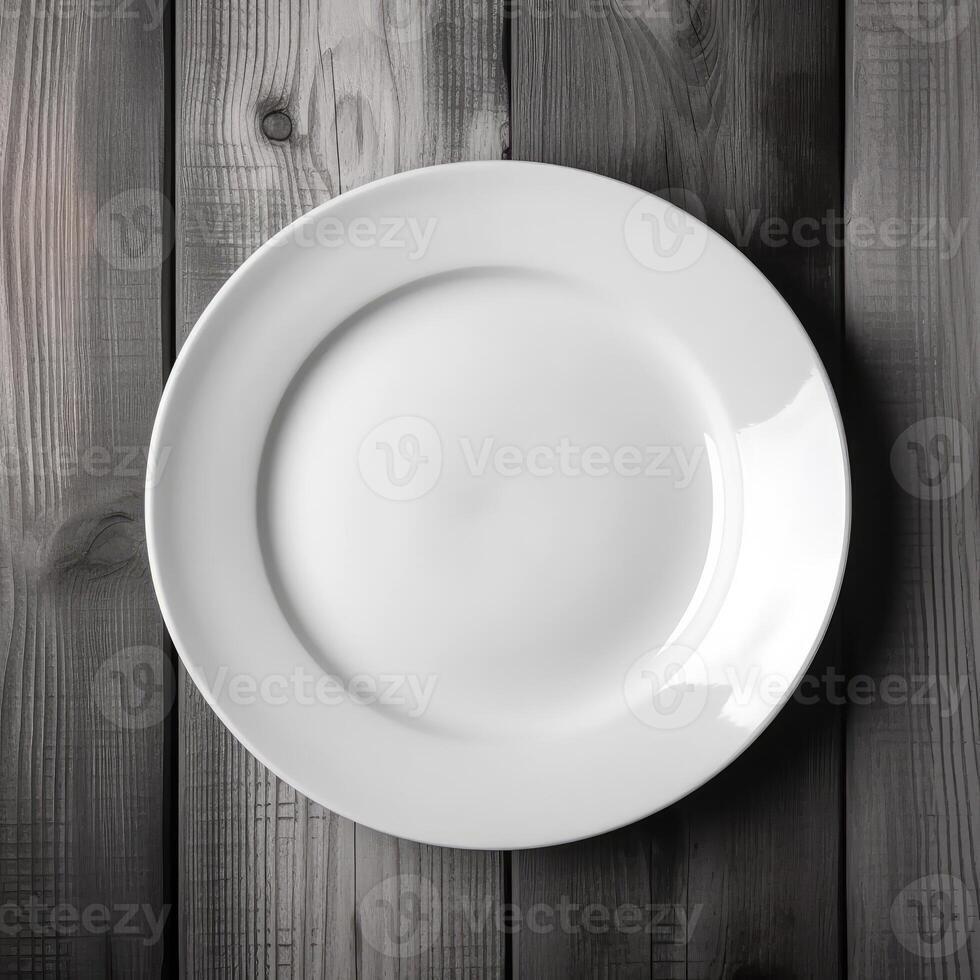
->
[[1, 0, 977, 977]]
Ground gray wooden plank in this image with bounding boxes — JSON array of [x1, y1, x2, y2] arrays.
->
[[356, 827, 507, 979], [176, 1, 353, 974], [0, 3, 170, 977], [177, 0, 509, 976], [512, 2, 843, 976], [845, 2, 980, 976], [511, 823, 682, 980]]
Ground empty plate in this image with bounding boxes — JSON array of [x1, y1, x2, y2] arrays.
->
[[147, 161, 849, 848]]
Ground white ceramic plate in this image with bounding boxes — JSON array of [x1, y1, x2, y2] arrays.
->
[[147, 161, 849, 849]]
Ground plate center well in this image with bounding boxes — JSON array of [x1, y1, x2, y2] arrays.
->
[[258, 267, 721, 737]]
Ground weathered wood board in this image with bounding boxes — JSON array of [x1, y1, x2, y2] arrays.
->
[[0, 2, 170, 977], [845, 1, 980, 976]]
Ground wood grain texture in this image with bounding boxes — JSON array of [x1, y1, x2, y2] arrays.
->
[[845, 1, 980, 976], [356, 827, 507, 978], [511, 820, 690, 980], [0, 2, 169, 978], [512, 1, 843, 976], [177, 0, 508, 975]]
